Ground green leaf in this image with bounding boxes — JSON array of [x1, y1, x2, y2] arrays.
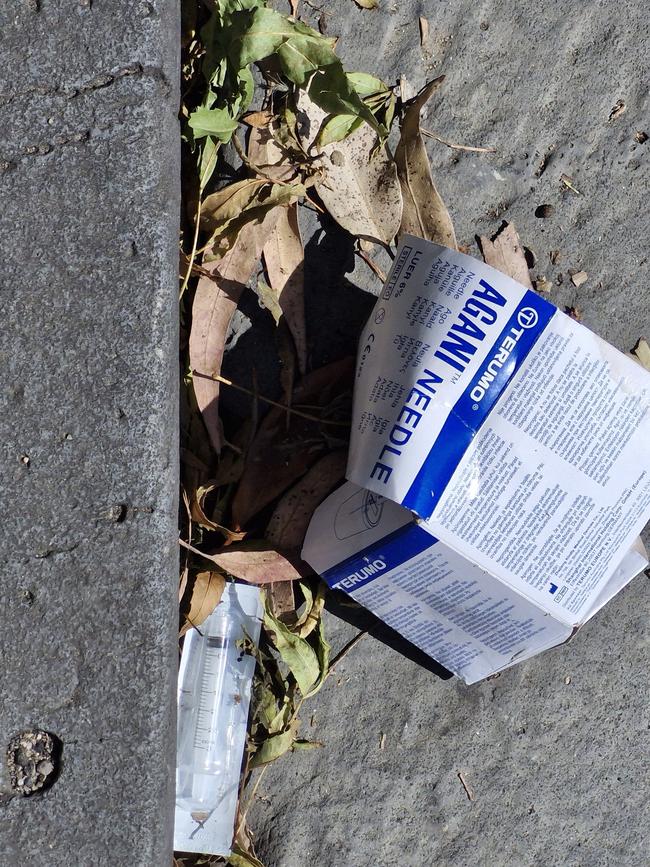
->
[[249, 719, 298, 766], [307, 64, 384, 136], [198, 136, 220, 191], [346, 71, 390, 98], [316, 113, 364, 146], [234, 65, 255, 114], [189, 105, 239, 141], [309, 615, 331, 696], [263, 608, 321, 695], [227, 8, 383, 136]]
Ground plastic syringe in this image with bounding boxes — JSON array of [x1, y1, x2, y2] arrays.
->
[[175, 583, 261, 821]]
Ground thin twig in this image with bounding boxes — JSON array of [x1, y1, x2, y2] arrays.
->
[[193, 370, 350, 427], [328, 630, 368, 674], [235, 764, 270, 838], [179, 196, 203, 299], [457, 771, 475, 801], [421, 127, 496, 154], [357, 249, 387, 283]]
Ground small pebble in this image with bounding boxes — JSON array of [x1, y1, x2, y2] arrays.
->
[[634, 130, 648, 144], [570, 270, 588, 288]]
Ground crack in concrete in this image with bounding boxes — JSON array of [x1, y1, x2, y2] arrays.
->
[[0, 63, 169, 108]]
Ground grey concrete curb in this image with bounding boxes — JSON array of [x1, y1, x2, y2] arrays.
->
[[0, 1, 179, 864]]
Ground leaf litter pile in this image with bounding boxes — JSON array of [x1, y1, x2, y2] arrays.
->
[[176, 2, 650, 864]]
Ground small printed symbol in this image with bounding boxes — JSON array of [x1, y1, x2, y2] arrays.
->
[[374, 307, 386, 324], [517, 307, 539, 329], [472, 403, 479, 411], [548, 582, 558, 595]]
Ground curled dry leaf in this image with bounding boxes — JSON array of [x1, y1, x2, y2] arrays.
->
[[180, 570, 226, 637], [395, 77, 457, 248], [478, 222, 532, 288], [297, 93, 403, 245], [353, 0, 378, 8], [189, 210, 279, 454], [189, 480, 246, 541], [263, 203, 307, 373], [231, 357, 353, 528]]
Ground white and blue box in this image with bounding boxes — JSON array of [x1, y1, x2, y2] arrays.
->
[[303, 238, 650, 683]]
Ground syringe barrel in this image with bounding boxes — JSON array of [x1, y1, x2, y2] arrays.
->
[[175, 583, 260, 818]]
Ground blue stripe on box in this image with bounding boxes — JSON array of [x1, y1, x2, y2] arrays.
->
[[321, 522, 437, 592], [403, 290, 556, 519]]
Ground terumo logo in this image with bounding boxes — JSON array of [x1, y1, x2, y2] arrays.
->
[[517, 307, 539, 329]]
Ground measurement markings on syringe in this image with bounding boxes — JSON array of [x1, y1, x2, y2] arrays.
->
[[193, 641, 228, 751]]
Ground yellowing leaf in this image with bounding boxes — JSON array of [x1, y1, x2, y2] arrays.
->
[[263, 608, 321, 695], [353, 0, 378, 8], [201, 178, 268, 227], [479, 222, 532, 289], [255, 277, 284, 324], [202, 179, 307, 252], [228, 847, 267, 867], [249, 719, 299, 767], [395, 77, 457, 248]]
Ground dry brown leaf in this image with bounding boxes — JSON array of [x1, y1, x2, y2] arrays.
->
[[632, 338, 650, 371], [247, 126, 295, 182], [266, 449, 348, 550], [353, 0, 378, 7], [419, 16, 429, 46], [242, 110, 274, 128], [297, 94, 402, 245], [189, 212, 278, 454], [180, 570, 226, 637], [478, 222, 532, 288], [231, 358, 353, 529], [183, 540, 305, 584], [263, 203, 307, 373], [395, 77, 457, 248]]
